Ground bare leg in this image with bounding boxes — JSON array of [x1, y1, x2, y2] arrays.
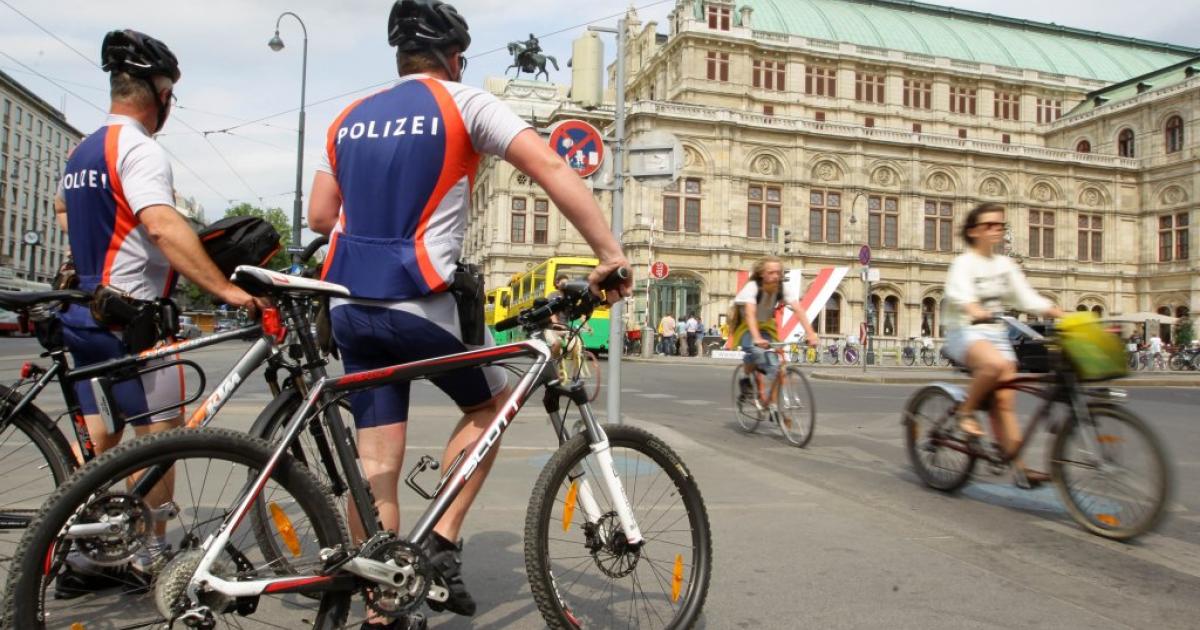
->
[[432, 388, 511, 542], [986, 363, 1020, 457], [958, 340, 1010, 436], [130, 416, 182, 537], [348, 422, 408, 543]]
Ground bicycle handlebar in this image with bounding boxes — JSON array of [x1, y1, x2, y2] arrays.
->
[[495, 267, 630, 333]]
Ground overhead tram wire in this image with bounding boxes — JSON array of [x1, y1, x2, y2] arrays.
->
[[194, 0, 676, 136], [0, 0, 100, 69]]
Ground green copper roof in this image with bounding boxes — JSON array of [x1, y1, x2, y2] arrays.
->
[[1066, 55, 1200, 116], [705, 0, 1200, 82]]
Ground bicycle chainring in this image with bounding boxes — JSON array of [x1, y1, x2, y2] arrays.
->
[[73, 493, 153, 566], [359, 535, 431, 619], [589, 512, 641, 578]]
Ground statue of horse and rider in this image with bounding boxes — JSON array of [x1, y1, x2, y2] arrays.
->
[[507, 33, 558, 81]]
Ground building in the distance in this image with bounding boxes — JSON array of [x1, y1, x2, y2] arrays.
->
[[0, 68, 83, 285], [466, 0, 1200, 345]]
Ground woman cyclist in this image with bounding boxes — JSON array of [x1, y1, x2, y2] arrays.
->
[[944, 203, 1062, 487], [733, 256, 820, 406]]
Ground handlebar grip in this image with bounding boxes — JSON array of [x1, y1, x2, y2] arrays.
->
[[599, 266, 630, 291], [495, 314, 520, 332]]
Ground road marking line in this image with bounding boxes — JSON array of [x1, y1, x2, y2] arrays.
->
[[636, 393, 677, 399], [677, 400, 709, 406], [620, 388, 642, 393]]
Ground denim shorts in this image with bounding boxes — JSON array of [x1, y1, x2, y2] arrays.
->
[[943, 326, 1016, 365]]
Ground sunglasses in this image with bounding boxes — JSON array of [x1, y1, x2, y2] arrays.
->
[[972, 221, 1007, 230]]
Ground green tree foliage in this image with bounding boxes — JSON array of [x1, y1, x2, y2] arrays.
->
[[224, 202, 293, 270], [1176, 318, 1194, 347]]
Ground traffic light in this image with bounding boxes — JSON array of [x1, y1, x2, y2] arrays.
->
[[775, 228, 793, 253]]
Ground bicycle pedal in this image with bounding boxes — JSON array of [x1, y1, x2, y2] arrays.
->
[[320, 546, 352, 574]]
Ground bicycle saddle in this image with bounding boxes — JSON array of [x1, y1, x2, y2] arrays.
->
[[0, 289, 90, 311], [231, 266, 351, 298]]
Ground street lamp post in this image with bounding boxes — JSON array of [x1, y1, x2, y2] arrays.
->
[[268, 12, 308, 264]]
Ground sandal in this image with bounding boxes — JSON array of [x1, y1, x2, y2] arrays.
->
[[956, 413, 984, 438], [1013, 468, 1050, 490]]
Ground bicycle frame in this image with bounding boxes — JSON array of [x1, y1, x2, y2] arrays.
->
[[187, 332, 647, 601]]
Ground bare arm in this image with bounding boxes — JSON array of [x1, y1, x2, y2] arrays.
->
[[138, 205, 262, 312], [54, 195, 69, 232], [504, 129, 630, 300], [308, 171, 341, 236]]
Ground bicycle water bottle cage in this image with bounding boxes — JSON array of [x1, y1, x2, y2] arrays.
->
[[404, 454, 442, 500]]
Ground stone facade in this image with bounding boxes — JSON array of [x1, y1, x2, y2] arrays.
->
[[464, 2, 1199, 345], [0, 69, 82, 284]]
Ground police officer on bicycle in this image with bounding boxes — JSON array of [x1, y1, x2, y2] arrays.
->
[[52, 29, 265, 594], [306, 2, 630, 627]]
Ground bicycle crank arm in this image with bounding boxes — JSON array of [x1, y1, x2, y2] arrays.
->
[[343, 556, 418, 590], [63, 521, 123, 538]]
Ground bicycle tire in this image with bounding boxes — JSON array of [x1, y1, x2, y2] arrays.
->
[[921, 348, 937, 367], [730, 367, 762, 432], [1050, 403, 1171, 541], [247, 388, 352, 578], [1168, 354, 1186, 371], [0, 388, 75, 582], [903, 386, 976, 492], [776, 366, 816, 447], [525, 424, 711, 630], [901, 349, 915, 366], [2, 428, 350, 629]]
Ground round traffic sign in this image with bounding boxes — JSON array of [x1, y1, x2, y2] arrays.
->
[[548, 119, 605, 178], [649, 261, 670, 279], [858, 245, 871, 266]]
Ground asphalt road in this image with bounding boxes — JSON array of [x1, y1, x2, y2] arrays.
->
[[0, 337, 1196, 628]]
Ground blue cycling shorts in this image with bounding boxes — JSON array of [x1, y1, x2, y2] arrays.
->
[[330, 294, 508, 429], [61, 304, 183, 431]]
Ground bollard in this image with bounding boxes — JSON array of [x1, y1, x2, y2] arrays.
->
[[641, 326, 654, 358]]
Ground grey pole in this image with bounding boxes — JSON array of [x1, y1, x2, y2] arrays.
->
[[589, 19, 627, 423], [606, 18, 627, 424], [270, 12, 308, 264]]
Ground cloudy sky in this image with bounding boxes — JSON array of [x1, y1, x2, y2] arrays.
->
[[2, 0, 1198, 227]]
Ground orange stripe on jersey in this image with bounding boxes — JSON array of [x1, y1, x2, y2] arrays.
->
[[101, 126, 140, 286], [325, 98, 365, 175], [413, 78, 481, 293], [319, 213, 346, 281]]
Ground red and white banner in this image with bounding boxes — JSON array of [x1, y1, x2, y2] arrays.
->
[[733, 267, 850, 342]]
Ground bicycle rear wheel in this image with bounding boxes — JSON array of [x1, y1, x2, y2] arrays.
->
[[730, 367, 762, 432], [902, 349, 916, 366], [1050, 404, 1170, 540], [903, 387, 976, 491], [921, 348, 937, 367], [525, 425, 711, 629], [0, 389, 74, 583], [2, 428, 351, 629], [776, 366, 816, 447]]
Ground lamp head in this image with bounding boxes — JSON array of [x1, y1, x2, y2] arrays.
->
[[268, 31, 285, 51]]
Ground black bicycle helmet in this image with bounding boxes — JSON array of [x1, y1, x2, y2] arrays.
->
[[100, 29, 181, 83], [387, 0, 471, 53]]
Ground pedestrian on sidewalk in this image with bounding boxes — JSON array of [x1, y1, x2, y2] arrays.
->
[[658, 313, 676, 355], [685, 314, 699, 357], [674, 315, 687, 356]]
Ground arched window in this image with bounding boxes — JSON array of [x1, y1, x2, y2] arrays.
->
[[823, 293, 841, 335], [868, 295, 882, 337], [1165, 116, 1184, 154], [883, 296, 899, 337], [1076, 305, 1089, 312], [1075, 139, 1091, 154], [1117, 128, 1135, 157], [921, 297, 937, 337], [1157, 306, 1173, 345], [1092, 305, 1104, 317]]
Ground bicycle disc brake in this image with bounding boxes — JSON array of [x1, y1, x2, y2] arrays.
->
[[586, 511, 641, 578], [359, 534, 432, 619], [72, 493, 153, 566]]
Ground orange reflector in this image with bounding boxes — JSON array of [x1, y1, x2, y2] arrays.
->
[[671, 554, 684, 602], [1097, 514, 1120, 527], [562, 481, 579, 532], [1097, 434, 1122, 444], [269, 501, 302, 557], [70, 624, 85, 630]]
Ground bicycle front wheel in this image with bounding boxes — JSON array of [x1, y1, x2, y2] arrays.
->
[[525, 425, 711, 630], [1050, 404, 1170, 540], [776, 366, 816, 447], [902, 349, 916, 367], [0, 389, 74, 583], [921, 348, 937, 367], [3, 428, 351, 629], [731, 367, 762, 432]]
